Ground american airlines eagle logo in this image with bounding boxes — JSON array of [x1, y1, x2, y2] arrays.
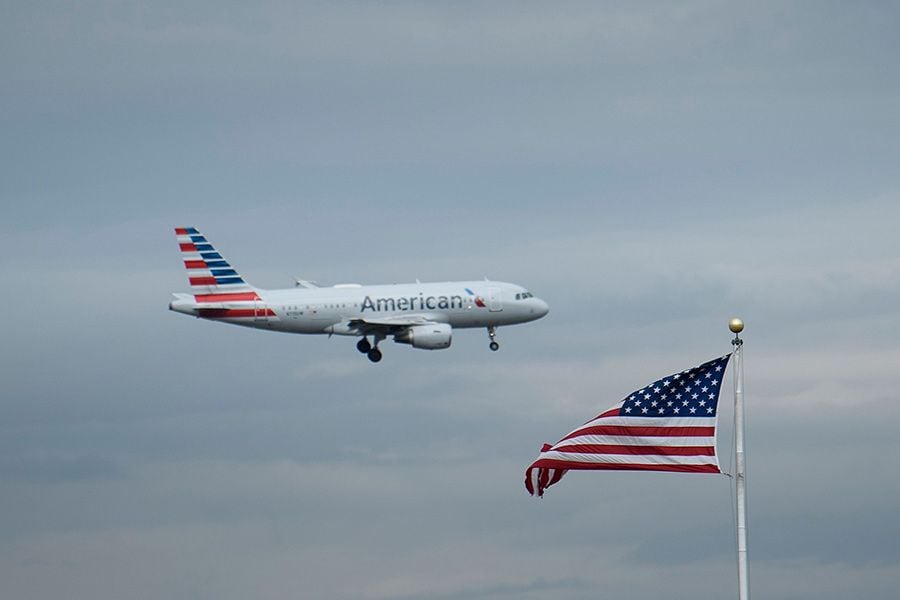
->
[[465, 288, 487, 308]]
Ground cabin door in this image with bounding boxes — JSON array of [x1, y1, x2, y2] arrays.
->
[[487, 287, 502, 312]]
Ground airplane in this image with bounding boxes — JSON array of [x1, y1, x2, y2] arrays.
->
[[169, 228, 549, 362]]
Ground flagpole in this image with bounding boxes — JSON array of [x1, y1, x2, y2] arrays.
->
[[730, 318, 749, 600]]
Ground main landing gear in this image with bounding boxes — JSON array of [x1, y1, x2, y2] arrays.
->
[[357, 336, 383, 363], [487, 325, 500, 351]]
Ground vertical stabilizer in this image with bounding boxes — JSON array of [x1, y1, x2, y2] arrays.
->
[[174, 228, 257, 297]]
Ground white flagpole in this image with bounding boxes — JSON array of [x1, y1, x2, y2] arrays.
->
[[730, 318, 749, 600]]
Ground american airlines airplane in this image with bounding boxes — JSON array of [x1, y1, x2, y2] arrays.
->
[[169, 228, 549, 362]]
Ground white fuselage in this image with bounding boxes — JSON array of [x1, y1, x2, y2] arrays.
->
[[171, 280, 548, 335], [170, 226, 548, 361]]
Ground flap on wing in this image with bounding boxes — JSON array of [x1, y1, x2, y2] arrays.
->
[[352, 314, 434, 327], [346, 315, 441, 334]]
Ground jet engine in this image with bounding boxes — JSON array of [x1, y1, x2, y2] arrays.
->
[[394, 323, 452, 350]]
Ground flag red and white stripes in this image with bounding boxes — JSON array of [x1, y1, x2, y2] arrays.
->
[[526, 354, 731, 497]]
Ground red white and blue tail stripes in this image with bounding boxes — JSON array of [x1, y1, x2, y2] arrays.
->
[[174, 228, 274, 321], [175, 227, 253, 292]]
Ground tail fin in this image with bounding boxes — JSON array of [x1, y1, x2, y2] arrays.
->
[[174, 228, 256, 294]]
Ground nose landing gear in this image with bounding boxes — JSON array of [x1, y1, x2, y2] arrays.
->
[[487, 325, 499, 351]]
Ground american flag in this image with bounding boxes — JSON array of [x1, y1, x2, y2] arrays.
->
[[526, 354, 731, 497]]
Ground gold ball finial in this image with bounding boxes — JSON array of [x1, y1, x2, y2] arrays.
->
[[729, 318, 744, 334]]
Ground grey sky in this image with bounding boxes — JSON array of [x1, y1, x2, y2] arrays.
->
[[2, 2, 900, 599]]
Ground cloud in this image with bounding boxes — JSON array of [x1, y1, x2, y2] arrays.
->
[[2, 2, 900, 599]]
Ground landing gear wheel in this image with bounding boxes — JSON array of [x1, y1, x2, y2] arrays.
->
[[357, 338, 371, 353], [367, 348, 383, 363], [487, 325, 499, 352]]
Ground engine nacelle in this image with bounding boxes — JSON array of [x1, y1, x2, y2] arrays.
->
[[394, 323, 452, 350]]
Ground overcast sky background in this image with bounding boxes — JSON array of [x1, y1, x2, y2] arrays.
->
[[3, 2, 900, 599]]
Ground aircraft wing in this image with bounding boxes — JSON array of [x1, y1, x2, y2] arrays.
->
[[347, 314, 439, 334]]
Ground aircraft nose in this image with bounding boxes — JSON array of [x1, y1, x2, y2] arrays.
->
[[533, 298, 550, 318]]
